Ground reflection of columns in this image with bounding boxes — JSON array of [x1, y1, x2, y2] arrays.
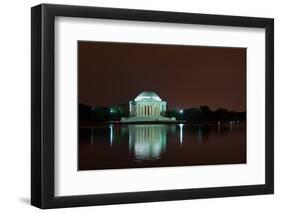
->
[[129, 125, 167, 160]]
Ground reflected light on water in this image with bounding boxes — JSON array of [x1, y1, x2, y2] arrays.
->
[[79, 123, 246, 170], [217, 121, 221, 133], [129, 125, 167, 161], [109, 124, 113, 147], [179, 123, 183, 145], [91, 128, 94, 146], [198, 127, 202, 143]]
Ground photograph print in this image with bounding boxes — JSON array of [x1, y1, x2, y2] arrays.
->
[[78, 41, 246, 171]]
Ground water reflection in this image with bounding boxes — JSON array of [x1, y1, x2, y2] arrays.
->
[[79, 123, 246, 170], [179, 124, 183, 145], [128, 125, 167, 161], [109, 124, 113, 147]]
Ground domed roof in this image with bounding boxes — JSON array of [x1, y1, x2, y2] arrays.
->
[[135, 91, 162, 101]]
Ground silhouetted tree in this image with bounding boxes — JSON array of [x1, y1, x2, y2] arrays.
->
[[79, 103, 92, 122], [91, 106, 111, 121], [213, 108, 229, 122], [199, 106, 213, 121], [110, 103, 129, 120], [164, 109, 183, 120]]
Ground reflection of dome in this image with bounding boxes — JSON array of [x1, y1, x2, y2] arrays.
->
[[135, 91, 162, 101]]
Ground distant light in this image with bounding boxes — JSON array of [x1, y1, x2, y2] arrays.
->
[[110, 108, 114, 113], [179, 110, 183, 113]]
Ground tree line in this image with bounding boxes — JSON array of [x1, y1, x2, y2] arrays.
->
[[79, 103, 246, 123], [164, 106, 246, 123], [79, 103, 129, 122]]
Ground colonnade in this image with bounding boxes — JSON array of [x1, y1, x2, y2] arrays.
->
[[136, 104, 160, 117]]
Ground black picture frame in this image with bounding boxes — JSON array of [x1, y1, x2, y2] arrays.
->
[[31, 3, 274, 209]]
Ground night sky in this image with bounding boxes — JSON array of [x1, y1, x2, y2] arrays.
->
[[79, 41, 246, 111]]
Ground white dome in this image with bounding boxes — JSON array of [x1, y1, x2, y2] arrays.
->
[[135, 91, 162, 101]]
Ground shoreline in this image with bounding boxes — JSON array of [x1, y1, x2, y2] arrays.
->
[[79, 120, 246, 128]]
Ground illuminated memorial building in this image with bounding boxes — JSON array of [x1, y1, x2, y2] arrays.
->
[[121, 91, 175, 122]]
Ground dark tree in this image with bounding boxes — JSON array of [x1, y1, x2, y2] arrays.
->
[[199, 106, 213, 121], [79, 103, 92, 122], [213, 108, 229, 122], [110, 103, 130, 120], [91, 106, 111, 121]]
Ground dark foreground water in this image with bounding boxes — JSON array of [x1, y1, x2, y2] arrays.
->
[[78, 123, 246, 170]]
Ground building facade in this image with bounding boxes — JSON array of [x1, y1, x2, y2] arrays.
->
[[121, 91, 175, 122], [129, 91, 167, 117]]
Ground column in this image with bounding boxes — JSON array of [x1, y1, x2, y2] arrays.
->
[[146, 105, 148, 116], [145, 105, 147, 116], [156, 105, 159, 116]]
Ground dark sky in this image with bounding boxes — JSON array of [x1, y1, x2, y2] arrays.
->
[[79, 41, 246, 111]]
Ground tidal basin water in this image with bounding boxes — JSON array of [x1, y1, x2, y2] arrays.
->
[[78, 123, 246, 170]]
